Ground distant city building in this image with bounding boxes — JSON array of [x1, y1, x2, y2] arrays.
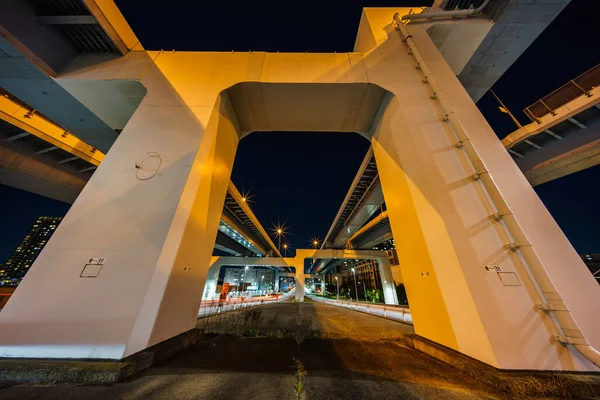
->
[[219, 266, 274, 293], [372, 239, 399, 266], [0, 216, 62, 287], [581, 254, 600, 285]]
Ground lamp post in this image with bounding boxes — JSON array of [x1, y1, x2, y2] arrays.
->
[[361, 281, 367, 302], [335, 276, 339, 301], [261, 275, 264, 294], [351, 268, 359, 302], [283, 243, 289, 257], [273, 223, 287, 255], [277, 228, 283, 253]]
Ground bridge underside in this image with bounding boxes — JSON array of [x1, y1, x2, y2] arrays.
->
[[0, 3, 598, 375]]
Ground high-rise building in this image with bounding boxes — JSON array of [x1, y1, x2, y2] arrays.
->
[[0, 216, 62, 287], [581, 254, 600, 285]]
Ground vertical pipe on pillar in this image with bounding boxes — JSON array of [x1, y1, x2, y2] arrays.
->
[[393, 14, 600, 368]]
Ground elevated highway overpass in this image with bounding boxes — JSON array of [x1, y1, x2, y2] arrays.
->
[[503, 63, 600, 186], [3, 0, 600, 376]]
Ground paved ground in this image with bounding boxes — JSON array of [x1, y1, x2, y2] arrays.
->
[[197, 297, 414, 340], [0, 300, 512, 399]]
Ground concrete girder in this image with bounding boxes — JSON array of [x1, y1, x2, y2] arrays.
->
[[0, 138, 87, 203], [0, 94, 103, 166], [322, 148, 384, 249], [503, 83, 600, 186]]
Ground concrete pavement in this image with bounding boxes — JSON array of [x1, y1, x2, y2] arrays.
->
[[0, 299, 511, 399]]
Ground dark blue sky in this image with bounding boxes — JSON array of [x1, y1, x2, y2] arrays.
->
[[1, 0, 598, 261]]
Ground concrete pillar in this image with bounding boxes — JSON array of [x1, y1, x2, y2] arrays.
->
[[294, 264, 305, 302], [202, 257, 221, 300], [366, 19, 600, 371], [377, 257, 399, 305], [0, 67, 241, 359], [274, 273, 280, 293]]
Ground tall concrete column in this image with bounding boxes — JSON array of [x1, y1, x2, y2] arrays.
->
[[376, 257, 399, 305], [0, 65, 242, 359], [203, 257, 221, 300], [293, 263, 305, 302], [274, 272, 280, 293], [366, 18, 600, 370]]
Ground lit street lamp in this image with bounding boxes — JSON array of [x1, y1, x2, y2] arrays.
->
[[335, 276, 339, 301], [351, 267, 359, 302], [272, 223, 289, 255], [283, 243, 289, 257], [310, 236, 320, 249]]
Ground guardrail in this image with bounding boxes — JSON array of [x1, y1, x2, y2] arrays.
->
[[524, 63, 599, 122], [197, 295, 286, 318], [309, 295, 413, 324]]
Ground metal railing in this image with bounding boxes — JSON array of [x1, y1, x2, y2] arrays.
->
[[197, 295, 285, 318], [524, 63, 600, 122], [309, 295, 413, 324], [440, 0, 486, 10]]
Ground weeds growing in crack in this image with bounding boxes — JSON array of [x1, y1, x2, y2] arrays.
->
[[293, 357, 307, 398]]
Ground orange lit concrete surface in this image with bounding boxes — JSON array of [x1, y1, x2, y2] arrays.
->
[[1, 1, 598, 374]]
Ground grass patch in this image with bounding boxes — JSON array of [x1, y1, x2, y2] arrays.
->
[[200, 306, 317, 341]]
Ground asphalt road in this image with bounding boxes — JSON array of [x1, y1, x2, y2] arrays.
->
[[0, 300, 511, 400]]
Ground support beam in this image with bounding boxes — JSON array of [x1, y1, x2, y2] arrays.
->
[[58, 156, 80, 164], [36, 146, 59, 155], [0, 95, 103, 166], [37, 16, 97, 25], [5, 132, 30, 142], [569, 117, 587, 129], [524, 139, 541, 150], [545, 129, 562, 140], [507, 149, 523, 158], [0, 139, 86, 203], [347, 210, 388, 244]]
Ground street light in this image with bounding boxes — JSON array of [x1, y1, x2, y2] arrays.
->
[[359, 281, 367, 302], [351, 267, 359, 302], [272, 223, 288, 255], [310, 236, 320, 249], [335, 276, 339, 301], [283, 243, 289, 257]]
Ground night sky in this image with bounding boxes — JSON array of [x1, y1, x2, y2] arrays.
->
[[0, 0, 598, 261]]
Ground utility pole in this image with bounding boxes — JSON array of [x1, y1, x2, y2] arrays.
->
[[490, 89, 523, 129]]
